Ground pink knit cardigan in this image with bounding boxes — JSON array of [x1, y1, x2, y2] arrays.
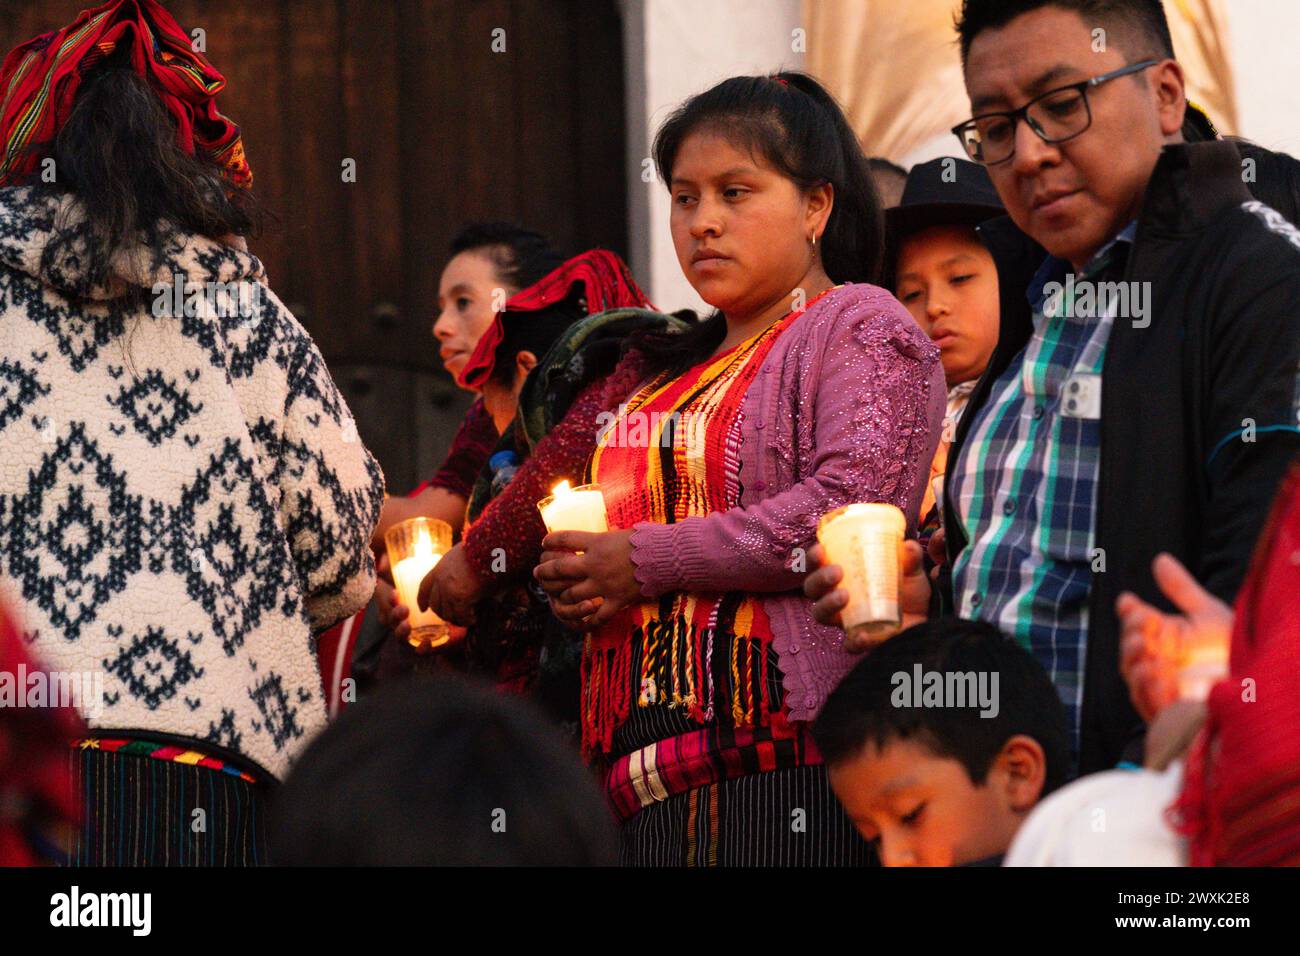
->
[[628, 283, 946, 722]]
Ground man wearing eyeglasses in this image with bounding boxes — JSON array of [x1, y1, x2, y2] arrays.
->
[[937, 1, 1300, 774]]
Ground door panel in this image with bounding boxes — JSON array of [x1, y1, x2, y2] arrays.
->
[[0, 0, 628, 492]]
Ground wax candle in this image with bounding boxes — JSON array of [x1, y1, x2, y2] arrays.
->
[[537, 480, 608, 534], [817, 503, 906, 647], [1177, 640, 1230, 703], [384, 518, 453, 649]]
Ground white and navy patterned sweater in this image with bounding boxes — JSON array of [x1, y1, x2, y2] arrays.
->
[[0, 187, 384, 780]]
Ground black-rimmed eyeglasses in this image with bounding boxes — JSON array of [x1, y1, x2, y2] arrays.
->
[[952, 60, 1160, 166]]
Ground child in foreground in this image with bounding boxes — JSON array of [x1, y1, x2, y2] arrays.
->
[[812, 619, 1070, 866], [269, 676, 617, 865]]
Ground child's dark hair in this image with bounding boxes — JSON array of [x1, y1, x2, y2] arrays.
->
[[269, 676, 618, 865], [956, 0, 1174, 66], [813, 619, 1071, 796], [635, 72, 883, 377]]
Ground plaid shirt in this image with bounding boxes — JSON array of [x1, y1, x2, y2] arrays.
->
[[950, 222, 1136, 751]]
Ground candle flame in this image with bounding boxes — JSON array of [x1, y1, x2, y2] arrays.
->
[[413, 525, 435, 559], [552, 479, 572, 496]]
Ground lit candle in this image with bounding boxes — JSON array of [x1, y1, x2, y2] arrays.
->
[[384, 518, 453, 649], [1177, 639, 1230, 703], [537, 480, 608, 534], [816, 503, 906, 648]]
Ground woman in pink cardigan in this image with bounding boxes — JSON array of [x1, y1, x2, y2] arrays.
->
[[535, 73, 946, 865]]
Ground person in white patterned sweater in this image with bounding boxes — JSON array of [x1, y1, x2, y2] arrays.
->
[[0, 4, 383, 865]]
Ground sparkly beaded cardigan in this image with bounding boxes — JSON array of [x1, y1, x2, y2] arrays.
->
[[628, 283, 946, 723], [0, 187, 384, 780]]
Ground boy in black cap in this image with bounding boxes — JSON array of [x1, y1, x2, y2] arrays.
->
[[884, 157, 1006, 528]]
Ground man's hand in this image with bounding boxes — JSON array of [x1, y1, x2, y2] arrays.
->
[[1116, 552, 1233, 724], [803, 540, 931, 652], [803, 542, 848, 628], [926, 528, 946, 585]]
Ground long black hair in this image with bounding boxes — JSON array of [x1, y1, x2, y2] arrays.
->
[[32, 51, 264, 295], [632, 71, 883, 377], [449, 221, 565, 294]]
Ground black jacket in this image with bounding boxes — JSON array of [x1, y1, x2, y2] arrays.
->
[[939, 141, 1300, 773]]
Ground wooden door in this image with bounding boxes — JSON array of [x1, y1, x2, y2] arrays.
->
[[0, 0, 629, 492]]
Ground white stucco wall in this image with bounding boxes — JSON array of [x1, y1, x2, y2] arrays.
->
[[620, 0, 805, 313], [620, 0, 1300, 310], [1229, 0, 1300, 156], [901, 0, 1300, 167]]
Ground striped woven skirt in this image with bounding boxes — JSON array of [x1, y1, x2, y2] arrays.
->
[[598, 617, 878, 867], [617, 762, 877, 866], [607, 679, 877, 867], [68, 740, 269, 866]]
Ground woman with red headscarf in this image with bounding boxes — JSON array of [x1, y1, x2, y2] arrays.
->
[[375, 244, 677, 734], [368, 222, 568, 554], [370, 232, 654, 599], [0, 1, 383, 864]]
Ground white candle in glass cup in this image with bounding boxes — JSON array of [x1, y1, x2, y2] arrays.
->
[[816, 503, 907, 648], [537, 480, 608, 534], [384, 517, 453, 649]]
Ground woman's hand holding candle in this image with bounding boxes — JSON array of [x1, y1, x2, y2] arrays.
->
[[374, 576, 410, 639], [374, 585, 467, 651], [535, 529, 640, 628], [415, 543, 485, 626], [375, 550, 394, 586], [372, 552, 411, 638]]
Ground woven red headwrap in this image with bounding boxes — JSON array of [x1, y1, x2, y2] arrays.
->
[[0, 0, 251, 190], [1167, 456, 1300, 866], [457, 248, 653, 390]]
